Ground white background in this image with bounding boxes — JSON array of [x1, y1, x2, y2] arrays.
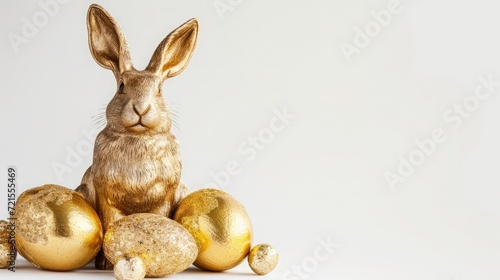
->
[[1, 0, 500, 279]]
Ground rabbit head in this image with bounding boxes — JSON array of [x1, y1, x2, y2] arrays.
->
[[87, 4, 198, 134]]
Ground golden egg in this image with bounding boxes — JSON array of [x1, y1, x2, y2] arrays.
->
[[173, 188, 253, 272], [15, 184, 103, 271], [248, 244, 279, 275], [103, 213, 198, 279], [0, 220, 16, 269]]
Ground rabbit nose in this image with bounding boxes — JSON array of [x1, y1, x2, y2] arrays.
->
[[133, 103, 151, 116]]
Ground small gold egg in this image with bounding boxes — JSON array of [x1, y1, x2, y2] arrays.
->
[[103, 213, 198, 279], [0, 220, 16, 269], [15, 184, 103, 271], [173, 188, 253, 272], [248, 244, 279, 275]]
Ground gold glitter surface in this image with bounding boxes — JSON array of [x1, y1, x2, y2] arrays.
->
[[114, 257, 146, 280], [173, 188, 253, 272], [15, 184, 103, 271], [103, 213, 197, 278], [0, 244, 10, 269], [248, 244, 279, 275], [0, 220, 15, 269]]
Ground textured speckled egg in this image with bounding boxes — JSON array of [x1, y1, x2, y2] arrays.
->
[[0, 220, 16, 269], [173, 188, 253, 272], [248, 244, 279, 275], [103, 213, 198, 279], [15, 184, 103, 271]]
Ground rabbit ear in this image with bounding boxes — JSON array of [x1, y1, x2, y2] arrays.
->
[[87, 4, 132, 77], [146, 18, 198, 81]]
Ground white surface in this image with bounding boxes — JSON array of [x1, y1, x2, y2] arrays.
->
[[6, 257, 260, 279], [1, 0, 500, 279]]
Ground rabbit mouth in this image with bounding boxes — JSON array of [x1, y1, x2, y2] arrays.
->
[[126, 122, 149, 132]]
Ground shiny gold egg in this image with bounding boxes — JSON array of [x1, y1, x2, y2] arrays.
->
[[0, 220, 16, 269], [248, 244, 279, 275], [104, 213, 198, 279], [15, 184, 103, 271], [173, 188, 253, 272]]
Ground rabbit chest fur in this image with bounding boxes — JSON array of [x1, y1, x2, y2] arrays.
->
[[92, 130, 182, 215]]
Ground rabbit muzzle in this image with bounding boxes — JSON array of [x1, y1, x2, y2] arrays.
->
[[122, 100, 160, 132]]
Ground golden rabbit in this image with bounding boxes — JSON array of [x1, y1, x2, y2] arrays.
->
[[75, 4, 198, 269]]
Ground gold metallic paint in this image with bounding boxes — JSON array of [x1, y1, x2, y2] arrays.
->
[[16, 185, 102, 271], [248, 244, 279, 275], [173, 189, 253, 272]]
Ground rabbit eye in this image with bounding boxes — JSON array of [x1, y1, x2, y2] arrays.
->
[[118, 82, 124, 94]]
